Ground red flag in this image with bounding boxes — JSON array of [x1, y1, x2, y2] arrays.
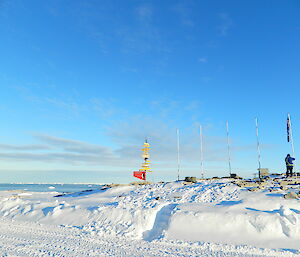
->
[[287, 116, 291, 142]]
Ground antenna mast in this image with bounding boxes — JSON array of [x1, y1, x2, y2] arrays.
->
[[177, 128, 180, 181], [226, 121, 232, 176], [200, 125, 204, 178]]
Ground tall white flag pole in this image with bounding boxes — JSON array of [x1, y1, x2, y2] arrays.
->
[[288, 113, 296, 176], [226, 121, 232, 176], [176, 128, 180, 181], [255, 118, 262, 179], [200, 125, 204, 179], [288, 113, 295, 158]]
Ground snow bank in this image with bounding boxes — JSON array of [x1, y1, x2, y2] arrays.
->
[[0, 179, 300, 252]]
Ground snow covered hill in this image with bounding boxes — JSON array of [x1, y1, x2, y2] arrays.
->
[[0, 178, 300, 256]]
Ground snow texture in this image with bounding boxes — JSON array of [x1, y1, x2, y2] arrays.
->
[[0, 178, 300, 256]]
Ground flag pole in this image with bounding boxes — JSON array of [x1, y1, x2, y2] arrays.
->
[[288, 113, 296, 176], [288, 113, 295, 157], [226, 121, 232, 176], [200, 125, 204, 179], [255, 118, 262, 179], [176, 128, 180, 181]]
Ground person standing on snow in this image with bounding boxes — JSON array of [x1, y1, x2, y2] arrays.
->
[[285, 154, 295, 177]]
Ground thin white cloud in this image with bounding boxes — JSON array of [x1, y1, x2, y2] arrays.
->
[[136, 4, 153, 22], [0, 144, 51, 151], [121, 67, 138, 73], [172, 2, 195, 27], [150, 99, 181, 118], [201, 76, 212, 83], [0, 134, 131, 166], [217, 13, 233, 36], [115, 3, 171, 55], [90, 97, 118, 118], [198, 57, 207, 63], [33, 134, 113, 155], [0, 124, 265, 179], [184, 101, 201, 111], [107, 117, 230, 164], [45, 97, 81, 114], [11, 85, 122, 121], [0, 152, 119, 166]]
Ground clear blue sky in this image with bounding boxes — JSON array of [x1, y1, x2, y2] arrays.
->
[[0, 0, 300, 183]]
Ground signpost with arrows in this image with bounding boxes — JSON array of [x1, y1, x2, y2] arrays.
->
[[133, 140, 152, 181]]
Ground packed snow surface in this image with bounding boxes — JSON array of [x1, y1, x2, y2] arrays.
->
[[0, 179, 300, 256]]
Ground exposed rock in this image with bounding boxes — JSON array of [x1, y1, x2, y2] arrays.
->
[[111, 183, 130, 187], [129, 181, 152, 186], [279, 181, 289, 186], [284, 192, 299, 199], [240, 182, 260, 188], [184, 177, 197, 183], [258, 181, 267, 186]]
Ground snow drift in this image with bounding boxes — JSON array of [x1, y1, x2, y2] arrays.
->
[[0, 179, 300, 251]]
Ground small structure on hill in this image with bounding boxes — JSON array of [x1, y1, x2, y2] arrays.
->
[[133, 140, 152, 181], [185, 177, 197, 183]]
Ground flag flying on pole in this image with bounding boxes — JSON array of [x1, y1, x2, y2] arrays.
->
[[287, 116, 291, 142]]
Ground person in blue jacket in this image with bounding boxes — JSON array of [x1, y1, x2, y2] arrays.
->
[[285, 154, 295, 177]]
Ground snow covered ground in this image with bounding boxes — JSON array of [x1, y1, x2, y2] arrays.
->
[[0, 178, 300, 256]]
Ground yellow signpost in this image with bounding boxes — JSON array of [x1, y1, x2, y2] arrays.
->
[[133, 140, 152, 181], [139, 140, 151, 172]]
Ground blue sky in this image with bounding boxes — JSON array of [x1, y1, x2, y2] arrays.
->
[[0, 0, 300, 183]]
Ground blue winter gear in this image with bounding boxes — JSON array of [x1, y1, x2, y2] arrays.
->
[[285, 156, 295, 166]]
